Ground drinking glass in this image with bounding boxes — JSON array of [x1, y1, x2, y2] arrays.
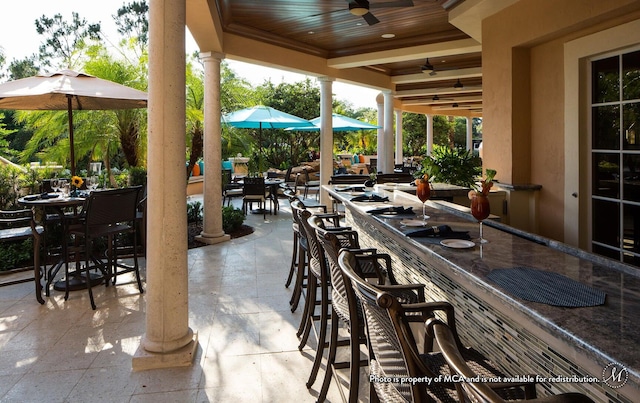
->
[[471, 193, 491, 243], [88, 175, 99, 191], [415, 178, 431, 221], [59, 179, 70, 197], [50, 178, 60, 193]]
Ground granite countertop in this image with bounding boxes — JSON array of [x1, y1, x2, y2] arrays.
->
[[325, 185, 640, 378]]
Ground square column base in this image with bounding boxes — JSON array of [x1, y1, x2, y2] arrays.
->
[[195, 233, 230, 245], [132, 332, 198, 371]]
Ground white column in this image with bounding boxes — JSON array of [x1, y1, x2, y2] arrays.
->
[[426, 114, 434, 156], [317, 77, 334, 208], [382, 91, 394, 173], [466, 117, 473, 151], [376, 93, 384, 174], [133, 0, 197, 371], [394, 109, 403, 166], [196, 52, 229, 245]]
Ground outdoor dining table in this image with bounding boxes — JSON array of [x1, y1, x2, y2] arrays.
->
[[237, 177, 284, 215], [18, 193, 99, 302]]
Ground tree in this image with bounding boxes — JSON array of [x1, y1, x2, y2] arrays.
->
[[185, 60, 204, 180], [114, 1, 149, 59], [0, 113, 16, 158], [83, 47, 148, 169], [35, 12, 101, 69], [255, 79, 321, 169], [8, 56, 40, 80]]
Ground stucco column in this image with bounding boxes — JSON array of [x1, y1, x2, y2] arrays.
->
[[466, 117, 473, 151], [133, 0, 197, 371], [376, 93, 384, 174], [317, 76, 334, 208], [426, 114, 433, 156], [395, 109, 403, 165], [381, 90, 394, 173], [196, 52, 230, 245]]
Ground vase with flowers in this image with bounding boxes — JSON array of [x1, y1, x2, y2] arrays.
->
[[70, 176, 84, 197]]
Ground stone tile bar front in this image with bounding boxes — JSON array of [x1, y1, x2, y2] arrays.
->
[[325, 185, 639, 403]]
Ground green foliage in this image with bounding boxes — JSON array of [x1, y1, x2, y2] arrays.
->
[[0, 164, 21, 210], [35, 12, 101, 69], [420, 145, 481, 188], [128, 166, 147, 186], [114, 1, 149, 54], [20, 167, 42, 195], [222, 206, 245, 233], [187, 201, 203, 224], [0, 239, 33, 271]]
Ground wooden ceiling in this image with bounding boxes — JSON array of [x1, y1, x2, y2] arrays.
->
[[213, 0, 482, 114]]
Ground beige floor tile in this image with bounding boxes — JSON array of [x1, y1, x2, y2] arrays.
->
[[0, 197, 370, 402]]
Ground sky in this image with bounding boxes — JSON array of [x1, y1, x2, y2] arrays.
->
[[0, 0, 380, 109]]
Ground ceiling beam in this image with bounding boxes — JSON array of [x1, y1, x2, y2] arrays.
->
[[395, 86, 483, 97], [392, 67, 482, 84], [327, 38, 481, 69], [400, 95, 483, 105], [222, 33, 393, 90]]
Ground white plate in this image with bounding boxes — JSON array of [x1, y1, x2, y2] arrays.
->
[[400, 219, 427, 227], [440, 239, 475, 249]]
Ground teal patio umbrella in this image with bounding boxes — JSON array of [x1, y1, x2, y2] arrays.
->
[[286, 113, 380, 131], [222, 105, 313, 171]]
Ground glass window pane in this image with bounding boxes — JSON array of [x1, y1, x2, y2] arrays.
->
[[623, 154, 640, 202], [592, 105, 619, 149], [622, 50, 640, 101], [593, 153, 620, 198], [593, 56, 619, 103], [593, 244, 620, 261], [592, 198, 619, 247], [623, 252, 640, 268], [623, 103, 640, 150], [623, 203, 640, 257]]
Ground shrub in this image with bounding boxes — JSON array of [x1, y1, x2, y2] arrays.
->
[[187, 201, 203, 224], [0, 239, 33, 271], [419, 145, 481, 188], [129, 167, 147, 186], [222, 206, 245, 233]]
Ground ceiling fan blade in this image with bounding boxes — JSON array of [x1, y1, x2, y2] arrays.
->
[[371, 0, 414, 8], [362, 12, 380, 25]]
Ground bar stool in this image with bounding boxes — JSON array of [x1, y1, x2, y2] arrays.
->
[[314, 229, 425, 402], [297, 211, 349, 389]]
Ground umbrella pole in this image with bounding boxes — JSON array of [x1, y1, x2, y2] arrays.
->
[[67, 95, 76, 177], [259, 122, 263, 174]]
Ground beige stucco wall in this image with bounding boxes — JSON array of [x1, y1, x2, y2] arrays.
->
[[482, 0, 640, 242]]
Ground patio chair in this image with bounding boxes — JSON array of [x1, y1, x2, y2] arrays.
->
[[297, 210, 351, 389], [0, 209, 44, 298], [68, 186, 144, 310], [296, 169, 320, 200], [222, 169, 243, 206], [375, 172, 415, 184], [288, 199, 339, 313], [315, 231, 425, 402], [426, 318, 595, 403], [242, 176, 271, 219], [338, 250, 536, 402]]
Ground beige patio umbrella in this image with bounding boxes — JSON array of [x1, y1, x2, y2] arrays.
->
[[0, 69, 148, 176]]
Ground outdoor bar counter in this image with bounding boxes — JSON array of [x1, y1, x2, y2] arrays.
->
[[325, 185, 639, 402]]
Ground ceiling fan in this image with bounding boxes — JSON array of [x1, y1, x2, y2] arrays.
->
[[347, 0, 415, 26], [420, 58, 459, 76], [431, 94, 456, 102]]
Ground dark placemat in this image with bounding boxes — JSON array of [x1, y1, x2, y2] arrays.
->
[[487, 267, 606, 307], [405, 225, 471, 244]]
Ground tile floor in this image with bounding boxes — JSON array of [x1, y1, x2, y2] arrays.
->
[[0, 195, 360, 402]]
